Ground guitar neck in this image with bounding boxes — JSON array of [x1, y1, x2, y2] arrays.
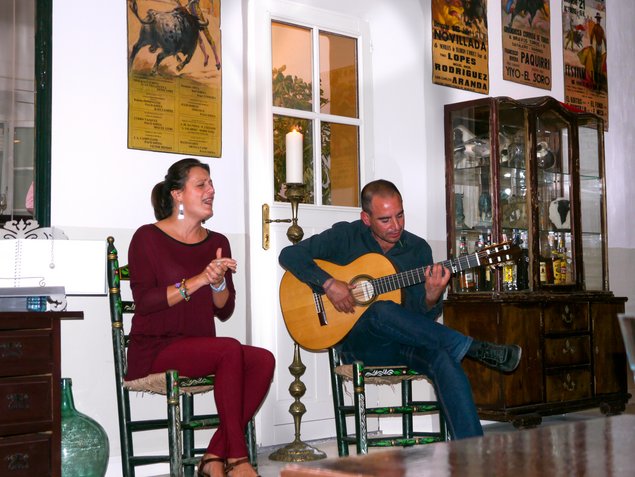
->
[[371, 252, 482, 296]]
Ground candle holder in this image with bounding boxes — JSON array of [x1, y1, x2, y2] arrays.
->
[[284, 183, 305, 244], [266, 183, 326, 463], [261, 183, 305, 250]]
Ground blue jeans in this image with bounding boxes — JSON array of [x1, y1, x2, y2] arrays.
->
[[338, 300, 484, 439]]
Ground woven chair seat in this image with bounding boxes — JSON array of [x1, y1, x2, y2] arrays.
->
[[334, 364, 428, 385], [123, 373, 215, 395]]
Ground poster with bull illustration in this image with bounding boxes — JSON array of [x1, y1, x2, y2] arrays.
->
[[501, 0, 551, 89], [562, 0, 608, 129], [431, 0, 489, 94], [127, 0, 222, 157]]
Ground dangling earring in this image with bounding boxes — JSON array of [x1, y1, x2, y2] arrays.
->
[[178, 202, 185, 220]]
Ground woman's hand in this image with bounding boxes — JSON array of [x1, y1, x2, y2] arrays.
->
[[205, 247, 237, 288]]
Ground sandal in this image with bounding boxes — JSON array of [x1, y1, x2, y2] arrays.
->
[[197, 456, 226, 477], [224, 457, 260, 477]]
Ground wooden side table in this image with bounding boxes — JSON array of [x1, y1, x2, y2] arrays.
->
[[0, 311, 83, 477]]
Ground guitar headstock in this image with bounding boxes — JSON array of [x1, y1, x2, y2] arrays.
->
[[479, 240, 522, 266]]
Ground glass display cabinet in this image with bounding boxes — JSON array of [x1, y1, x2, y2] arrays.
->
[[443, 96, 628, 427]]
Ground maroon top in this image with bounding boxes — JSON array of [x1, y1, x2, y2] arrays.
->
[[125, 224, 236, 380]]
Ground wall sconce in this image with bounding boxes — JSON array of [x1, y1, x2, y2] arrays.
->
[[262, 183, 304, 249]]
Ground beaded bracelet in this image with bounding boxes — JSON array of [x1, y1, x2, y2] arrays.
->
[[176, 278, 190, 301], [210, 278, 227, 293]]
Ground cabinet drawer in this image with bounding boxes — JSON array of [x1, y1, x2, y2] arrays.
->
[[0, 433, 51, 476], [544, 336, 591, 367], [544, 303, 589, 333], [0, 376, 52, 435], [0, 330, 54, 377], [545, 369, 592, 402]]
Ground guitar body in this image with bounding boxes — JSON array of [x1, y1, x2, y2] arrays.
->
[[279, 241, 519, 351], [279, 253, 402, 351]]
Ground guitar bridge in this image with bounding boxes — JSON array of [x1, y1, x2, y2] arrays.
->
[[314, 292, 328, 326]]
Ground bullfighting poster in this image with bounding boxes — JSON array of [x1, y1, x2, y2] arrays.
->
[[127, 0, 222, 157], [431, 0, 489, 94], [562, 0, 608, 129], [501, 0, 551, 89]]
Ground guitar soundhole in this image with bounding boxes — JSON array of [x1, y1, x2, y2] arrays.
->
[[350, 275, 376, 306]]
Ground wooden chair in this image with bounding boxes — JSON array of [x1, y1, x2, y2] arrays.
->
[[329, 347, 448, 456], [106, 236, 257, 477]]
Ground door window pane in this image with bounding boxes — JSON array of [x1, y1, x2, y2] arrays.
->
[[319, 31, 358, 118], [273, 115, 313, 203], [322, 122, 358, 206], [272, 22, 312, 111]]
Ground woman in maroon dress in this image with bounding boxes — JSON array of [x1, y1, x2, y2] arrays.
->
[[127, 158, 274, 477]]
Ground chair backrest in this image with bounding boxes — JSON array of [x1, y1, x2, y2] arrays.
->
[[106, 236, 134, 388]]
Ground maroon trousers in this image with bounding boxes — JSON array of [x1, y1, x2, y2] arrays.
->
[[150, 336, 275, 458]]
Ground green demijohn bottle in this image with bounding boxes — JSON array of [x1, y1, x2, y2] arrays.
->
[[60, 378, 109, 477]]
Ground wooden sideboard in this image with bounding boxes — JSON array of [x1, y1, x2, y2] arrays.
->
[[0, 311, 82, 477], [443, 293, 629, 427]]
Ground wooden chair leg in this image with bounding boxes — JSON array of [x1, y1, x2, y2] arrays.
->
[[182, 393, 195, 477], [119, 388, 135, 477], [329, 348, 350, 457], [402, 380, 413, 439], [166, 370, 184, 477], [246, 419, 258, 470], [352, 361, 368, 455]]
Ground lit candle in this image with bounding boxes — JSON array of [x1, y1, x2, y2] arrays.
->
[[285, 129, 303, 184]]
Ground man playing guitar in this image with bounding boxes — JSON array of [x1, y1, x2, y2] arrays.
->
[[279, 179, 521, 440]]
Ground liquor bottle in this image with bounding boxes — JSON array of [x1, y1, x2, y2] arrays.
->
[[516, 230, 529, 290], [483, 230, 493, 291], [458, 235, 476, 292], [474, 234, 486, 291], [540, 232, 554, 285], [564, 233, 574, 283], [502, 230, 517, 291], [552, 233, 565, 285], [556, 233, 569, 284]]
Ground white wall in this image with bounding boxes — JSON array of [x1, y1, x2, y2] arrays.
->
[[51, 1, 250, 474], [48, 0, 635, 473]]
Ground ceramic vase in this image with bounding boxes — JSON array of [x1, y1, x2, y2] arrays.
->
[[61, 378, 110, 477]]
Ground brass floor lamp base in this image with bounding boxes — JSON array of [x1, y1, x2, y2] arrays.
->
[[268, 439, 327, 462], [268, 184, 326, 463]]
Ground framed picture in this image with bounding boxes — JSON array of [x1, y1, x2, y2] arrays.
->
[[127, 0, 223, 157]]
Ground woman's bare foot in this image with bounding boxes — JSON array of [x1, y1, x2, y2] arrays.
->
[[197, 454, 225, 477], [225, 457, 258, 477]]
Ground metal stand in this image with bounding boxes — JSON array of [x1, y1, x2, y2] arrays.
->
[[269, 183, 326, 462], [268, 344, 326, 462]]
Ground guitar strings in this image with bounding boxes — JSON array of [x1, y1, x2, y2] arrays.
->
[[341, 241, 515, 301]]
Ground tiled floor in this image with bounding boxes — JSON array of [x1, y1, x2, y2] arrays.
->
[[254, 402, 635, 477]]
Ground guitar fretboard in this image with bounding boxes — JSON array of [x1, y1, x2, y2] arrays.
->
[[371, 243, 513, 296]]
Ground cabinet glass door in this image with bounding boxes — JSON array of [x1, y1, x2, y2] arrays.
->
[[536, 110, 574, 288], [498, 102, 529, 290], [450, 103, 494, 292], [578, 117, 605, 290]]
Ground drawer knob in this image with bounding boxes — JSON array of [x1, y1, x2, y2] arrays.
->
[[7, 393, 30, 410], [561, 306, 573, 324], [562, 339, 576, 355], [6, 453, 29, 471], [562, 373, 576, 392], [0, 341, 23, 359]]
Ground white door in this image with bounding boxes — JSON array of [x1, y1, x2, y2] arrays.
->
[[245, 0, 373, 447]]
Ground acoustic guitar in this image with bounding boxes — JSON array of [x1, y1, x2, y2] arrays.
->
[[279, 241, 520, 350]]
